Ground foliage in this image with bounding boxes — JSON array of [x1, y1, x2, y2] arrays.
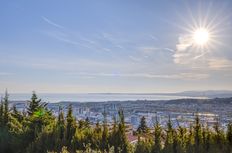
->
[[1, 91, 232, 153]]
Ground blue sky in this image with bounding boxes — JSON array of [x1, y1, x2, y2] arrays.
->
[[0, 0, 232, 93]]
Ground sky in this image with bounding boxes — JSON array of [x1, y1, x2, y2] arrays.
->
[[0, 0, 232, 93]]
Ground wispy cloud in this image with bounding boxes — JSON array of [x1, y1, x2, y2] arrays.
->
[[173, 35, 194, 64], [66, 72, 209, 80], [42, 16, 65, 29], [129, 56, 142, 62], [149, 34, 158, 41], [208, 58, 232, 70]]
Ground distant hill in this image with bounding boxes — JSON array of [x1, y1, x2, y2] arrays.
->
[[175, 90, 232, 98]]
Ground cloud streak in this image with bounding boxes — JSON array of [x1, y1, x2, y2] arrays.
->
[[42, 16, 65, 29], [66, 72, 209, 80]]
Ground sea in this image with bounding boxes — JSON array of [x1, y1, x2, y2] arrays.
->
[[2, 93, 208, 103]]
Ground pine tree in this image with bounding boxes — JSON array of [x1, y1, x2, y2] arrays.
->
[[202, 125, 211, 153], [0, 97, 3, 127], [226, 123, 232, 153], [152, 118, 162, 153], [213, 121, 225, 152], [66, 104, 76, 148], [118, 109, 129, 153], [163, 116, 174, 153], [109, 115, 119, 153], [176, 122, 187, 153], [102, 108, 109, 152], [137, 116, 149, 134], [12, 104, 24, 123], [57, 106, 65, 140], [3, 90, 9, 126], [92, 122, 102, 150], [186, 124, 194, 153], [193, 114, 202, 153], [27, 91, 46, 116]]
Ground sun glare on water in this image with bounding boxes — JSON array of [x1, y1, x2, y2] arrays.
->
[[193, 28, 210, 46]]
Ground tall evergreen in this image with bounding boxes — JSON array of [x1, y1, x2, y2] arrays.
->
[[226, 123, 232, 153], [193, 115, 202, 152], [176, 122, 187, 153], [118, 109, 129, 153], [66, 104, 76, 148], [3, 90, 9, 126], [202, 125, 211, 153], [163, 116, 174, 153], [213, 121, 226, 152], [152, 118, 162, 153], [57, 106, 65, 140], [102, 108, 109, 152], [137, 116, 149, 134], [0, 97, 3, 127], [27, 91, 44, 115]]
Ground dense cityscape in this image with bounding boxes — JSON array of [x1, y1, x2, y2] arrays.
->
[[13, 96, 232, 133]]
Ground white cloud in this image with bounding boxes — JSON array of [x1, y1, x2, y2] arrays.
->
[[174, 35, 194, 64], [66, 72, 209, 80], [208, 58, 232, 70], [42, 16, 65, 29]]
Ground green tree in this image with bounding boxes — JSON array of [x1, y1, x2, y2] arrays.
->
[[152, 118, 162, 153], [12, 104, 24, 123], [137, 116, 149, 134], [193, 115, 203, 153], [226, 123, 232, 153], [176, 122, 187, 153], [135, 140, 152, 153], [102, 109, 109, 152], [0, 98, 3, 127], [27, 91, 46, 116], [65, 104, 76, 148], [57, 106, 65, 140], [163, 116, 174, 153], [118, 109, 129, 153], [3, 90, 9, 126], [202, 125, 211, 153], [212, 122, 226, 153]]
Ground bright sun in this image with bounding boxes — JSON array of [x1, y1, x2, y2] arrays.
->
[[193, 28, 210, 45]]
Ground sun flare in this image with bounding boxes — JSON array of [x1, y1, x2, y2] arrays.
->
[[193, 28, 210, 46]]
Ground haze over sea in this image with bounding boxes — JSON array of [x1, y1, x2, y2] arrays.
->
[[3, 93, 207, 103]]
